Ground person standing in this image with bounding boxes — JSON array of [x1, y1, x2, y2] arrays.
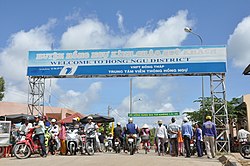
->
[[202, 115, 217, 159], [238, 126, 250, 143], [181, 117, 193, 158], [34, 115, 47, 158], [177, 129, 184, 156], [168, 117, 180, 157], [58, 121, 66, 155], [155, 120, 167, 156], [195, 123, 203, 157]]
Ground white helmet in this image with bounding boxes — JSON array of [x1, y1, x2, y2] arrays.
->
[[87, 116, 93, 120], [128, 118, 133, 122], [51, 119, 56, 123], [117, 122, 121, 126]]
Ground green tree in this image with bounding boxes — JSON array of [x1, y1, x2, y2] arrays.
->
[[0, 77, 4, 101], [184, 97, 241, 124]]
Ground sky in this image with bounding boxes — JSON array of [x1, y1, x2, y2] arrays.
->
[[0, 0, 250, 127]]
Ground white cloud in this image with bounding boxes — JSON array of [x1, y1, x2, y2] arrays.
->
[[125, 10, 192, 47], [0, 10, 195, 124], [116, 11, 125, 33], [227, 16, 250, 68], [58, 82, 102, 113], [60, 18, 125, 49], [0, 19, 56, 103], [65, 8, 82, 21]]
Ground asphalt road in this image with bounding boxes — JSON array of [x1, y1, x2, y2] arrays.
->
[[0, 150, 223, 166]]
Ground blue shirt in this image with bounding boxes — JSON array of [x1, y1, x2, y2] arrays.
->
[[126, 123, 138, 134], [202, 121, 217, 137], [181, 122, 193, 138]]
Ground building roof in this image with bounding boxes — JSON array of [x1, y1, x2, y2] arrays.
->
[[243, 64, 250, 75], [58, 112, 85, 123], [0, 102, 77, 120]]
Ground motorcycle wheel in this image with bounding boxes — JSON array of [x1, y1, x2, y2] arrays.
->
[[240, 144, 250, 159], [129, 143, 134, 155], [86, 142, 94, 155], [14, 143, 31, 159], [0, 147, 4, 157], [69, 143, 75, 155]]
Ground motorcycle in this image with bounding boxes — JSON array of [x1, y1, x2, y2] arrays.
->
[[66, 128, 81, 155], [127, 134, 137, 155], [190, 139, 196, 156], [141, 135, 150, 154], [239, 141, 250, 159], [48, 134, 58, 155], [114, 137, 121, 153], [85, 128, 96, 155], [13, 128, 42, 159], [104, 138, 113, 152]]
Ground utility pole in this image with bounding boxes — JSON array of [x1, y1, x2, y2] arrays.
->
[[108, 105, 112, 117]]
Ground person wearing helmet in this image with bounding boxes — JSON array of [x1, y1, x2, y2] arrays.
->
[[167, 117, 180, 157], [71, 117, 81, 129], [84, 116, 101, 152], [202, 115, 217, 159], [125, 118, 139, 152], [34, 115, 47, 157], [113, 122, 123, 148], [49, 118, 60, 152], [155, 120, 167, 156], [181, 117, 193, 158]]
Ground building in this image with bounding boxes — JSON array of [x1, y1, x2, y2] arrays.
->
[[0, 101, 79, 121]]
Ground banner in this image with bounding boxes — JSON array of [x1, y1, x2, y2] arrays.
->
[[27, 45, 227, 77], [128, 112, 180, 117]]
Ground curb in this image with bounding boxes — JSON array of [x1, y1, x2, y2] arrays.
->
[[218, 155, 242, 166]]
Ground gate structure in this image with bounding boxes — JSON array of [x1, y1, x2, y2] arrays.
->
[[27, 45, 230, 153], [210, 73, 229, 153], [28, 77, 45, 116]]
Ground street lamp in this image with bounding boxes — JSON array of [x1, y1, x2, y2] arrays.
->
[[129, 78, 142, 114], [184, 27, 205, 117]]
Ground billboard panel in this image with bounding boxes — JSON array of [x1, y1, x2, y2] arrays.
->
[[27, 45, 227, 78]]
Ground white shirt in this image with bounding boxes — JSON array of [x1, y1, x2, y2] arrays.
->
[[238, 129, 250, 142], [84, 122, 98, 133], [155, 125, 167, 139], [19, 123, 33, 134], [49, 124, 59, 135]]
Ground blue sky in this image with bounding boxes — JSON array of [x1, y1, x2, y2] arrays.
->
[[0, 1, 250, 127]]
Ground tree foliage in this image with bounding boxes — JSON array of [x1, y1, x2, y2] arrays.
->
[[0, 77, 4, 101], [183, 97, 243, 125]]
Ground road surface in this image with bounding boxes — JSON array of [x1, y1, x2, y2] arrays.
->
[[0, 150, 223, 166]]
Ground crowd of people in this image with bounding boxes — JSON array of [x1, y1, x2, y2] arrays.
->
[[7, 114, 250, 159]]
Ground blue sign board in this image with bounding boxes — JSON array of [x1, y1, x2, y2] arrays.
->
[[27, 45, 227, 77]]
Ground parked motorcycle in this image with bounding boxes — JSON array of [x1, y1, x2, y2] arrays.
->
[[240, 142, 250, 159], [13, 128, 42, 159], [127, 134, 137, 155], [85, 128, 96, 155], [48, 134, 58, 155], [104, 138, 113, 152], [114, 137, 121, 153], [66, 128, 81, 155], [190, 139, 196, 156]]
